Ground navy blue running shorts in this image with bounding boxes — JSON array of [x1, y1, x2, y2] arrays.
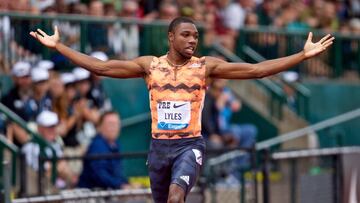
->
[[147, 136, 205, 203]]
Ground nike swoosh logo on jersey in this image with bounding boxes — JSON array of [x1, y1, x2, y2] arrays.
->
[[189, 63, 201, 68], [173, 103, 187, 108]]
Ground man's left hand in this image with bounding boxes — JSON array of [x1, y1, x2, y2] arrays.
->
[[303, 32, 335, 59]]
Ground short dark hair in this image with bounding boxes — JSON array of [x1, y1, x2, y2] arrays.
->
[[168, 17, 195, 33], [97, 110, 119, 126]]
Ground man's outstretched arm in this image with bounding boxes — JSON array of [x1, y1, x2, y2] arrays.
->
[[30, 26, 150, 78], [207, 32, 334, 79]]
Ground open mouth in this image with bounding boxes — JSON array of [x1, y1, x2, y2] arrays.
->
[[184, 47, 195, 54]]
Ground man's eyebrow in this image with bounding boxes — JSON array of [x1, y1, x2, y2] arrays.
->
[[180, 30, 199, 34]]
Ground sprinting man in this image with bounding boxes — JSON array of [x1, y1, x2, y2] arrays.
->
[[30, 17, 334, 203]]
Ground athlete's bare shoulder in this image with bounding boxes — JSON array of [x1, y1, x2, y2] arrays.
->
[[204, 56, 226, 76], [132, 55, 156, 74]]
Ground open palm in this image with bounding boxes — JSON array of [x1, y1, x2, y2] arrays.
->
[[303, 32, 334, 59], [30, 26, 60, 49]]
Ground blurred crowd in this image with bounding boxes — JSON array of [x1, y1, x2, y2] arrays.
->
[[1, 0, 360, 33], [0, 0, 359, 77], [0, 52, 134, 194], [1, 0, 360, 51]]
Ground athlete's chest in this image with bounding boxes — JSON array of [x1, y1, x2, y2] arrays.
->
[[149, 62, 205, 83]]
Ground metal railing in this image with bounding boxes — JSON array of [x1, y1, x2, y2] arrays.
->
[[208, 107, 360, 167], [261, 146, 360, 203], [0, 103, 57, 193], [0, 135, 18, 184], [14, 146, 257, 203], [237, 27, 360, 78], [209, 107, 360, 203], [0, 137, 18, 203]]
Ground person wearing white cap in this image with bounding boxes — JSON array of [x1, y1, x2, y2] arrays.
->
[[60, 72, 77, 107], [281, 71, 298, 112], [37, 60, 55, 71], [72, 67, 100, 124], [1, 61, 33, 147], [27, 67, 53, 121], [90, 51, 108, 62], [2, 61, 33, 121], [49, 72, 83, 150], [21, 110, 77, 193], [37, 59, 56, 78]]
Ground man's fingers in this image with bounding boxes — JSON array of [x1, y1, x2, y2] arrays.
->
[[307, 32, 313, 42], [30, 32, 41, 40], [323, 41, 333, 48], [37, 29, 48, 37], [319, 34, 332, 44], [29, 32, 36, 38], [54, 25, 59, 35], [323, 37, 335, 45]]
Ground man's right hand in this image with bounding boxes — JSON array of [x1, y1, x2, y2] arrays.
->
[[30, 26, 60, 49]]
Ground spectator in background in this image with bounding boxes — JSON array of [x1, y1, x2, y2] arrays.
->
[[176, 0, 204, 21], [27, 67, 52, 121], [72, 67, 100, 147], [77, 111, 130, 189], [222, 0, 255, 32], [87, 0, 109, 52], [216, 79, 257, 169], [280, 71, 299, 112], [0, 0, 9, 11], [1, 61, 32, 146], [317, 1, 339, 32], [256, 0, 279, 26], [9, 0, 43, 58], [37, 59, 56, 78], [60, 72, 81, 148], [60, 72, 85, 176], [22, 110, 77, 194], [1, 62, 33, 121], [0, 0, 11, 73], [30, 0, 55, 13], [49, 72, 70, 137], [213, 0, 239, 51], [202, 79, 237, 149], [73, 67, 100, 124], [144, 1, 179, 21], [202, 79, 222, 149], [159, 1, 180, 20], [88, 51, 112, 113], [108, 0, 140, 59], [140, 0, 162, 15]]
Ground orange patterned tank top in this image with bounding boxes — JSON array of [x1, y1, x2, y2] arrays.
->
[[145, 55, 207, 139]]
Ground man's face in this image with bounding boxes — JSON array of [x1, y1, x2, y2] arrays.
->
[[89, 0, 104, 16], [76, 80, 91, 97], [169, 22, 199, 59], [49, 77, 64, 98], [38, 125, 57, 142], [34, 81, 49, 96], [99, 113, 121, 143], [14, 75, 32, 88]]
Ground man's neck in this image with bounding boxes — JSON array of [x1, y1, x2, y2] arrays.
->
[[167, 50, 190, 66]]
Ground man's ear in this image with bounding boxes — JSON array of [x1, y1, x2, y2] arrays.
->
[[168, 32, 174, 42]]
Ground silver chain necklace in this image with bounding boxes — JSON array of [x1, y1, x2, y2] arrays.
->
[[166, 54, 190, 68]]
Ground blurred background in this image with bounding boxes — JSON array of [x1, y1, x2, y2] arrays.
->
[[0, 0, 359, 202]]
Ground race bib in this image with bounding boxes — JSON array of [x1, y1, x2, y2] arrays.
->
[[157, 101, 191, 130]]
